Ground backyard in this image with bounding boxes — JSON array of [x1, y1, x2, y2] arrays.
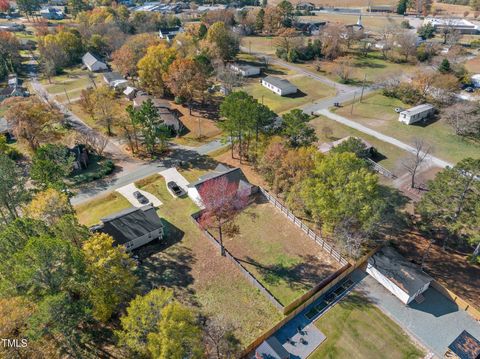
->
[[334, 93, 480, 164], [310, 292, 425, 359], [212, 194, 343, 306], [75, 191, 131, 227]]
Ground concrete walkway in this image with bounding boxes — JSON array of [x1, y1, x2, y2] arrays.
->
[[316, 109, 453, 168], [115, 183, 163, 208], [352, 270, 480, 357]]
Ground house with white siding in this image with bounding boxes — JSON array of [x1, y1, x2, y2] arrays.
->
[[261, 76, 298, 96]]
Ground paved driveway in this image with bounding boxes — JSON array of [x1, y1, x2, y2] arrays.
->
[[352, 270, 480, 357], [158, 168, 190, 191], [116, 183, 163, 208]]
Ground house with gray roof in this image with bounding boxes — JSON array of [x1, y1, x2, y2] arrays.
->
[[187, 164, 253, 208], [398, 104, 435, 125], [367, 246, 433, 305], [82, 52, 108, 72], [92, 205, 164, 251], [261, 76, 298, 96], [230, 63, 261, 77]]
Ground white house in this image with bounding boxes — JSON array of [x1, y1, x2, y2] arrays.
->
[[398, 104, 435, 125], [230, 63, 261, 77], [423, 17, 479, 35], [187, 164, 253, 208], [159, 26, 182, 42], [261, 76, 298, 96], [103, 71, 128, 89], [92, 205, 164, 251], [82, 52, 108, 72], [367, 246, 433, 305], [471, 74, 480, 88]]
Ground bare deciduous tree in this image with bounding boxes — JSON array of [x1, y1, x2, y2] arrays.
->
[[402, 138, 432, 189], [394, 30, 418, 62], [332, 56, 354, 83], [76, 131, 109, 156], [203, 317, 241, 359], [443, 102, 480, 139]]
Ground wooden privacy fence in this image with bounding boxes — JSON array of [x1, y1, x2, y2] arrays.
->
[[190, 212, 285, 311], [258, 187, 349, 267]]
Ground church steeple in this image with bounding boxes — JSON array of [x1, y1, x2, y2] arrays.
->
[[357, 14, 363, 27]]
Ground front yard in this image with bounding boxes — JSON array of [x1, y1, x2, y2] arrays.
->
[[334, 93, 480, 164], [213, 194, 343, 306], [75, 192, 131, 227], [310, 292, 425, 359]]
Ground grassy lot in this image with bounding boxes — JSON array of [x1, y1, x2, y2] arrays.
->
[[334, 93, 480, 164], [301, 13, 403, 32], [214, 195, 342, 306], [241, 36, 279, 55], [311, 115, 412, 171], [243, 75, 335, 114], [310, 292, 425, 359], [75, 192, 131, 226], [134, 175, 283, 345], [465, 54, 480, 73], [40, 67, 102, 101]]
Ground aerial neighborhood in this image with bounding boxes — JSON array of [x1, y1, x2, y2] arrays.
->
[[1, 0, 480, 357]]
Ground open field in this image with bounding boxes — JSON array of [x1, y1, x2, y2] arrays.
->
[[75, 192, 131, 226], [133, 175, 283, 345], [334, 93, 480, 164], [243, 75, 335, 114], [393, 231, 480, 308], [213, 194, 342, 306], [40, 67, 102, 98], [241, 36, 279, 55], [301, 13, 403, 32], [311, 115, 412, 171], [310, 292, 425, 359], [464, 54, 480, 73]]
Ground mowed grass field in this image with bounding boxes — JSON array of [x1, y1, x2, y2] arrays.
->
[[334, 93, 480, 164], [310, 292, 425, 359], [301, 13, 403, 32], [217, 195, 342, 306], [242, 75, 335, 114], [133, 175, 283, 345], [311, 115, 413, 171], [75, 192, 131, 226]]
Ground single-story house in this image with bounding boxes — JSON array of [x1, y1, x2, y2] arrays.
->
[[423, 17, 479, 35], [368, 5, 394, 12], [318, 136, 374, 155], [103, 71, 128, 89], [296, 1, 315, 11], [132, 95, 183, 133], [133, 94, 170, 109], [0, 117, 14, 140], [187, 164, 253, 208], [255, 336, 290, 359], [294, 21, 325, 35], [471, 74, 480, 88], [82, 52, 108, 72], [40, 7, 65, 20], [398, 104, 435, 125], [92, 205, 164, 251], [261, 76, 298, 96], [230, 63, 261, 77], [366, 246, 433, 305], [159, 26, 182, 42], [123, 86, 137, 100], [445, 330, 480, 359], [0, 22, 25, 31]]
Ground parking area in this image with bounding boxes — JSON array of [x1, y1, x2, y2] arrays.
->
[[158, 168, 190, 198], [115, 183, 163, 208], [352, 270, 480, 357]]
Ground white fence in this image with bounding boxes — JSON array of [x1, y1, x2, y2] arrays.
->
[[259, 187, 349, 267]]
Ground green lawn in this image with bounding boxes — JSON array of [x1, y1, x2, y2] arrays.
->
[[335, 93, 480, 164], [134, 175, 283, 345], [40, 68, 102, 95], [243, 75, 335, 114], [311, 115, 412, 171], [310, 292, 425, 359], [75, 192, 131, 227], [217, 196, 342, 306]]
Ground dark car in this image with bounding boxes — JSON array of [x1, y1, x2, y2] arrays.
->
[[167, 181, 185, 197], [133, 191, 149, 205], [465, 87, 474, 93]]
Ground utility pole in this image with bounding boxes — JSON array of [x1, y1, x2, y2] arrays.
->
[[351, 92, 356, 115], [64, 87, 71, 104], [360, 74, 367, 103]]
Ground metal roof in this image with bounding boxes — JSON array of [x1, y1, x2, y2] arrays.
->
[[82, 52, 104, 67], [400, 104, 434, 116], [262, 76, 297, 91]]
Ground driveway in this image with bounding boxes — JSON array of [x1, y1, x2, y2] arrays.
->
[[116, 183, 163, 208], [159, 168, 190, 197], [352, 270, 480, 357]]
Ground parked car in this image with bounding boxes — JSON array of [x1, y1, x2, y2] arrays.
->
[[133, 191, 149, 205], [167, 181, 185, 197], [465, 87, 474, 93]]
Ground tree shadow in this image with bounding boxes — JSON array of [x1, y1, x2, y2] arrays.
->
[[409, 113, 440, 128]]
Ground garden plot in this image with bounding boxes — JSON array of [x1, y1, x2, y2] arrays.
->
[[215, 194, 343, 306]]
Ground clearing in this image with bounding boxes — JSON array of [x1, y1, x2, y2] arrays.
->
[[213, 194, 343, 306], [310, 292, 425, 359], [334, 92, 480, 164], [75, 192, 131, 227]]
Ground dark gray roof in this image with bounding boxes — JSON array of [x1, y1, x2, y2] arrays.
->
[[99, 205, 163, 245], [157, 108, 180, 130], [262, 76, 297, 91], [256, 336, 290, 359], [368, 246, 433, 297], [103, 71, 124, 84], [189, 164, 251, 190], [82, 52, 103, 67], [448, 331, 480, 359]]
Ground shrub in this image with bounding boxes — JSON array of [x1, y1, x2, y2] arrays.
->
[[71, 159, 115, 185]]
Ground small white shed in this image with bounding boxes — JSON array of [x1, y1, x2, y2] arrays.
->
[[261, 76, 298, 96], [398, 104, 435, 125], [367, 246, 433, 305]]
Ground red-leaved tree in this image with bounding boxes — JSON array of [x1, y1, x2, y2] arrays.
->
[[0, 0, 9, 12], [198, 176, 249, 256]]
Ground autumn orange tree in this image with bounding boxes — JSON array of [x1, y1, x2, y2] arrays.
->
[[164, 58, 209, 114], [112, 34, 160, 78], [137, 43, 177, 96]]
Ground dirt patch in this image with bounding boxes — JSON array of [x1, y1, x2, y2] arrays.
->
[[169, 101, 222, 140], [393, 229, 480, 309], [214, 151, 268, 188]]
